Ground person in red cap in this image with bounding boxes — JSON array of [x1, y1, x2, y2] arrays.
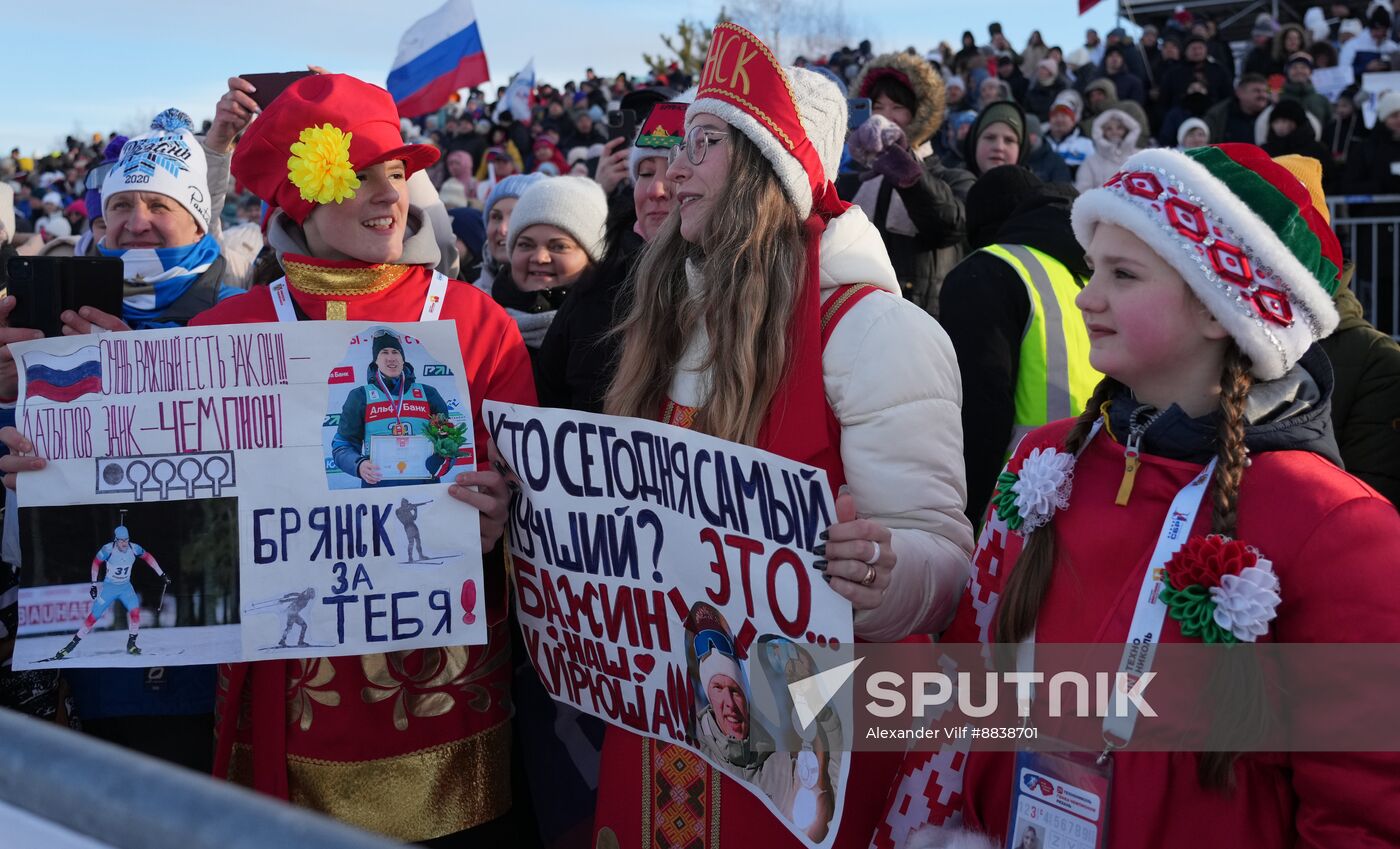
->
[[188, 73, 533, 844], [597, 22, 974, 849]]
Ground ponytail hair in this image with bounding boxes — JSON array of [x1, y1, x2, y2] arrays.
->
[[994, 342, 1269, 791]]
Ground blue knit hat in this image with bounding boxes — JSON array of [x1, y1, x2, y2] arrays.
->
[[484, 173, 547, 223]]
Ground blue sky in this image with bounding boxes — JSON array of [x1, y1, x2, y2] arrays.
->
[[4, 0, 1126, 156]]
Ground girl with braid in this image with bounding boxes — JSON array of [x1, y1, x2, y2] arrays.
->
[[875, 147, 1400, 849]]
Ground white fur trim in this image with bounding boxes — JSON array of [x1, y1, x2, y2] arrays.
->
[[691, 96, 814, 217], [687, 65, 846, 219], [906, 823, 1001, 849], [1072, 147, 1339, 380]]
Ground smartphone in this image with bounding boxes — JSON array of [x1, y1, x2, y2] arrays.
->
[[847, 97, 872, 131], [242, 71, 315, 110], [608, 109, 638, 143], [5, 257, 125, 338]]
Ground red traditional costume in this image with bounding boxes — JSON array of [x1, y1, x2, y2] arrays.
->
[[196, 74, 535, 842]]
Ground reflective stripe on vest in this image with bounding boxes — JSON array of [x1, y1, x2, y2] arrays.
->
[[980, 244, 1103, 455]]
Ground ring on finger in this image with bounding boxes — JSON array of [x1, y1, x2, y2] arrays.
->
[[861, 564, 877, 586], [863, 540, 881, 565]]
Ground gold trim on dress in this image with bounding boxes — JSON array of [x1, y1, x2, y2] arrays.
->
[[284, 259, 408, 296], [226, 719, 512, 842]]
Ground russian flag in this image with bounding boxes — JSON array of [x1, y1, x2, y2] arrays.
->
[[388, 0, 491, 118], [24, 346, 103, 403]]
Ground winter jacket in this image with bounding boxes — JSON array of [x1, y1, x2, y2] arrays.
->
[[939, 193, 1091, 522], [1279, 80, 1332, 126], [1323, 110, 1368, 176], [1023, 76, 1067, 121], [1074, 108, 1142, 191], [1261, 109, 1336, 185], [535, 229, 642, 413], [878, 345, 1400, 849], [1103, 67, 1147, 106], [842, 52, 972, 316], [1045, 125, 1094, 172], [668, 206, 976, 641], [1320, 266, 1400, 508], [1159, 59, 1233, 110], [1204, 96, 1264, 145], [1024, 137, 1072, 183], [838, 151, 974, 316]]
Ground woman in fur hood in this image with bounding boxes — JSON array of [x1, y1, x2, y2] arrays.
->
[[837, 51, 975, 317]]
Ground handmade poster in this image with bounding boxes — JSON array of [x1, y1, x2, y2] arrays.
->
[[12, 321, 486, 670], [483, 401, 853, 849]]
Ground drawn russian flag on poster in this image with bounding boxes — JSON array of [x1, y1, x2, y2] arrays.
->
[[388, 0, 490, 118], [24, 346, 102, 403]]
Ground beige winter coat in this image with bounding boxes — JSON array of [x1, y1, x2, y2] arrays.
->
[[669, 207, 976, 640], [1074, 107, 1143, 192]]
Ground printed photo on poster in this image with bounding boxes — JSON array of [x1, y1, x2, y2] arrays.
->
[[322, 325, 472, 490], [11, 320, 489, 670], [18, 499, 239, 666]]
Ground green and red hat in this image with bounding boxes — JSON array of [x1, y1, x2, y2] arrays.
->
[[629, 100, 687, 181], [1072, 143, 1342, 380]]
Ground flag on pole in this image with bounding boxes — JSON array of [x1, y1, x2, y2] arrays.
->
[[388, 0, 490, 118], [493, 59, 535, 124], [1079, 0, 1104, 13]]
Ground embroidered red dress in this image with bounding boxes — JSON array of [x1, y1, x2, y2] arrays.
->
[[194, 255, 536, 842]]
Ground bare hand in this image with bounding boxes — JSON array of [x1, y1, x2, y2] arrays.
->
[[0, 427, 47, 492], [60, 306, 131, 335], [594, 136, 631, 195], [357, 460, 384, 485], [207, 77, 260, 154], [449, 441, 514, 550], [0, 297, 43, 399], [815, 487, 895, 609]]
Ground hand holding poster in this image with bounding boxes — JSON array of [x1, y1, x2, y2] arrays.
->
[[12, 321, 487, 669], [483, 401, 854, 848]]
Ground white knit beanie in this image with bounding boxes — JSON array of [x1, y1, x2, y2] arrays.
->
[[698, 646, 743, 689], [687, 25, 847, 218], [101, 108, 212, 232], [506, 176, 609, 262], [1379, 90, 1400, 124]]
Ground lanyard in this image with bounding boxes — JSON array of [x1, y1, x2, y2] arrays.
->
[[373, 370, 408, 425], [1018, 424, 1217, 755], [268, 270, 451, 323]]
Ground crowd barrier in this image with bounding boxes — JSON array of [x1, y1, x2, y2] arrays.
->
[[1328, 194, 1400, 339], [0, 707, 403, 848]]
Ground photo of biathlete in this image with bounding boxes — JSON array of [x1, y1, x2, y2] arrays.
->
[[54, 522, 168, 659], [330, 328, 467, 487]]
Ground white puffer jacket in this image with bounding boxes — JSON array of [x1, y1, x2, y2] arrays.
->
[[669, 206, 975, 640]]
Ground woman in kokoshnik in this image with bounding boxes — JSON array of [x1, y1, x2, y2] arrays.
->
[[593, 22, 976, 849], [1, 74, 535, 844], [873, 148, 1400, 849]]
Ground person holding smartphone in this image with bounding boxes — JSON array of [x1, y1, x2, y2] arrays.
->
[[837, 53, 975, 318]]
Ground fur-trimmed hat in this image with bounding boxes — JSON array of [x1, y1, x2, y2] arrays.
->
[[687, 22, 846, 218], [506, 175, 609, 262], [1072, 144, 1342, 380], [851, 52, 948, 148]]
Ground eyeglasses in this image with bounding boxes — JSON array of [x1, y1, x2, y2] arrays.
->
[[668, 126, 729, 167]]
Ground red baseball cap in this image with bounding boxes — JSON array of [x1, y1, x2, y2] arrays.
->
[[232, 74, 439, 224]]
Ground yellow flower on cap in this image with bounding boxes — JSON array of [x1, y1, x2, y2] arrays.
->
[[287, 124, 360, 205]]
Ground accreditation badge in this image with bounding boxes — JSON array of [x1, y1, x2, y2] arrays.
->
[[1005, 747, 1111, 849]]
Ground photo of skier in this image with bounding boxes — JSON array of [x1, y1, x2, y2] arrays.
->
[[53, 519, 169, 659], [328, 328, 470, 488], [396, 498, 432, 562], [15, 498, 241, 668]]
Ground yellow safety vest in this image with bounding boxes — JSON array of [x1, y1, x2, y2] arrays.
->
[[980, 244, 1103, 456]]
